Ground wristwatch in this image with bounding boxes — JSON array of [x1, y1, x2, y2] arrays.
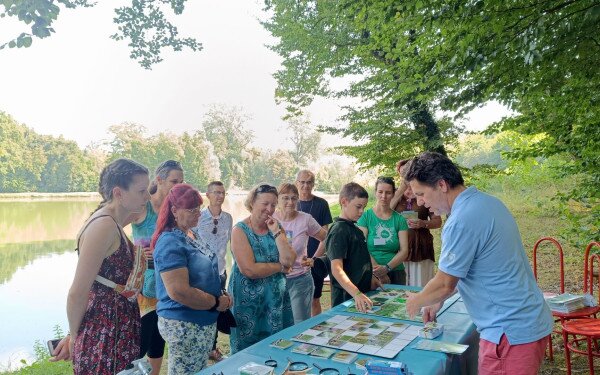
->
[[209, 295, 220, 312], [384, 264, 392, 273]]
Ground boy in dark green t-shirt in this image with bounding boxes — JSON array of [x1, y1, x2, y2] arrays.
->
[[326, 182, 380, 312]]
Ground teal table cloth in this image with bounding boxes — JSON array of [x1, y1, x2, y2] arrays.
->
[[199, 285, 478, 375]]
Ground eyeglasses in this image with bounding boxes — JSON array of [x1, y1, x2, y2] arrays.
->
[[212, 218, 218, 234], [184, 207, 202, 214], [296, 180, 314, 186], [208, 191, 227, 196], [281, 196, 299, 202], [256, 184, 277, 194]]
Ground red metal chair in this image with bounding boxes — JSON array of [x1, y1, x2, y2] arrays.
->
[[562, 241, 600, 375], [532, 237, 565, 360], [533, 238, 600, 360]]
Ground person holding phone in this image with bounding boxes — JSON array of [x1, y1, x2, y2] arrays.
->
[[50, 159, 150, 375]]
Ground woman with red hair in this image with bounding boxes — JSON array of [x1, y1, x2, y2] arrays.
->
[[151, 184, 232, 374]]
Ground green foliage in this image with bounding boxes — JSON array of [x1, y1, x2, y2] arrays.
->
[[0, 325, 72, 374], [262, 0, 459, 170], [285, 115, 322, 167], [314, 159, 357, 194], [242, 149, 298, 188], [105, 123, 215, 189], [0, 112, 98, 193], [455, 132, 592, 246], [111, 0, 201, 69], [0, 0, 200, 69], [263, 0, 599, 238], [201, 104, 255, 188]]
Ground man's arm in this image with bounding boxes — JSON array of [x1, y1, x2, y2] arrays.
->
[[312, 224, 329, 258], [405, 270, 458, 318]]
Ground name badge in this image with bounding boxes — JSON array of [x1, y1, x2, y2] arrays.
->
[[373, 238, 386, 246]]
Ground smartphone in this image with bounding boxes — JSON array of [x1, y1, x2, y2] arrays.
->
[[47, 338, 62, 356]]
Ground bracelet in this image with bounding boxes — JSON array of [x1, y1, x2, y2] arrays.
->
[[273, 229, 284, 239]]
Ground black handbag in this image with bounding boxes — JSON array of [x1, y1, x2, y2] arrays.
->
[[217, 309, 237, 334]]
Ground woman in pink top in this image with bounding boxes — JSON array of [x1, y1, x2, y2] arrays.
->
[[274, 183, 327, 323]]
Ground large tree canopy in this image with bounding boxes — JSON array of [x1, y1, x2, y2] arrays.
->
[[263, 0, 599, 236], [0, 0, 200, 68]]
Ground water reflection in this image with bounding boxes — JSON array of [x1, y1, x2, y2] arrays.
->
[[0, 194, 248, 369], [0, 199, 99, 245], [0, 193, 335, 369]]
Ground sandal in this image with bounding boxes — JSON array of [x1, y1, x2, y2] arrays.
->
[[209, 349, 225, 362]]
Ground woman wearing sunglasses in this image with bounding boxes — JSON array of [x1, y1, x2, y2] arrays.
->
[[228, 184, 297, 353], [151, 184, 232, 374], [131, 160, 183, 375], [273, 183, 327, 324]]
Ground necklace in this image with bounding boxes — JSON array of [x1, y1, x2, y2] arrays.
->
[[299, 198, 315, 217]]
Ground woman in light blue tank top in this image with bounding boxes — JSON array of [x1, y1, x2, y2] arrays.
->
[[131, 160, 183, 375]]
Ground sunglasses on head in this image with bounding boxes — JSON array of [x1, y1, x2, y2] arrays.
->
[[256, 184, 277, 194]]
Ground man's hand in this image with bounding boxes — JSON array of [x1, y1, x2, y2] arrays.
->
[[405, 291, 422, 319], [422, 302, 443, 323]]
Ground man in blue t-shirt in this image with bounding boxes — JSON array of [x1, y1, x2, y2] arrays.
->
[[404, 152, 552, 375]]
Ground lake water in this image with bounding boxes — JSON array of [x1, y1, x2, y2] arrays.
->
[[0, 194, 251, 370]]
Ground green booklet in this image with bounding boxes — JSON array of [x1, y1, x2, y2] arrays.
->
[[270, 338, 294, 350], [292, 343, 319, 355], [310, 346, 336, 358], [332, 350, 358, 364], [413, 339, 468, 355]]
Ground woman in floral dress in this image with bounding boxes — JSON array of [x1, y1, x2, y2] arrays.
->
[[51, 158, 150, 374]]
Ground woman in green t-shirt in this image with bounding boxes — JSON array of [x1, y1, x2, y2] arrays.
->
[[357, 177, 409, 284]]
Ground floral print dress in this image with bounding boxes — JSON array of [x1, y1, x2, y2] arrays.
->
[[228, 222, 293, 353], [73, 217, 141, 374]]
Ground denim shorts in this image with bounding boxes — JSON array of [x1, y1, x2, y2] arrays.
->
[[286, 272, 315, 324]]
